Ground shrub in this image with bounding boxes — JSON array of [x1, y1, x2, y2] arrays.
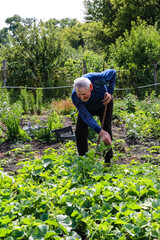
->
[[19, 88, 29, 114], [0, 101, 30, 141], [125, 93, 136, 113], [30, 111, 63, 142], [0, 88, 10, 110], [36, 88, 43, 115], [52, 98, 75, 115], [28, 91, 35, 115]]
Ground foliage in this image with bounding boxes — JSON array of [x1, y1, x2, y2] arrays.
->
[[1, 13, 160, 100], [0, 101, 30, 141], [28, 91, 35, 115], [84, 0, 160, 41], [115, 94, 160, 140], [19, 88, 29, 114], [36, 88, 43, 115], [1, 21, 62, 89], [52, 98, 75, 115], [109, 20, 160, 97], [0, 90, 160, 238], [62, 49, 105, 81], [0, 141, 159, 239], [1, 19, 106, 100], [61, 21, 109, 53], [19, 88, 35, 115], [30, 111, 63, 142], [125, 93, 137, 113], [1, 0, 160, 95], [0, 88, 10, 110]]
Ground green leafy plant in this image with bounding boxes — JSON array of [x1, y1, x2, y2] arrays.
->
[[125, 93, 136, 113], [0, 88, 10, 110], [36, 88, 43, 115], [52, 98, 75, 115], [28, 91, 35, 115], [20, 88, 29, 114], [0, 101, 30, 141], [0, 141, 159, 239], [31, 111, 63, 142]]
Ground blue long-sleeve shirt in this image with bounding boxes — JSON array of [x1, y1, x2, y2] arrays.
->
[[71, 69, 116, 134]]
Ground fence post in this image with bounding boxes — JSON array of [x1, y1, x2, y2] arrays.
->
[[83, 59, 86, 75], [154, 62, 157, 91], [103, 62, 105, 71], [2, 60, 7, 87]]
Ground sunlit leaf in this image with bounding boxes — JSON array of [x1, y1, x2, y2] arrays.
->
[[56, 215, 72, 234]]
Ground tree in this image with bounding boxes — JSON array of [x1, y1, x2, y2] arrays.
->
[[2, 22, 62, 89], [109, 19, 160, 96], [0, 15, 36, 45], [84, 0, 115, 25], [5, 14, 23, 37], [42, 18, 78, 29], [61, 22, 85, 49], [0, 27, 8, 45], [61, 21, 112, 54], [84, 0, 160, 43], [58, 18, 78, 28]]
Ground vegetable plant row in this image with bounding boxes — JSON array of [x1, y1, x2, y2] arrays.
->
[[0, 141, 159, 240]]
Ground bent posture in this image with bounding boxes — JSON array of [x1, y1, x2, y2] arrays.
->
[[71, 69, 116, 163]]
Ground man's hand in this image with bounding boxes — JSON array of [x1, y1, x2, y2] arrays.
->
[[102, 92, 112, 105], [99, 129, 112, 145]]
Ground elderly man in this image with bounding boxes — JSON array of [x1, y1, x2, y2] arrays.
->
[[71, 69, 116, 164]]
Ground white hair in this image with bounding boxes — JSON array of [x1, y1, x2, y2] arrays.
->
[[73, 77, 91, 90]]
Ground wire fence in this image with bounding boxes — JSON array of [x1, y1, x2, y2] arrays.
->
[[0, 82, 160, 91]]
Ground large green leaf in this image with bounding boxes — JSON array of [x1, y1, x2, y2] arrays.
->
[[0, 228, 8, 237], [30, 225, 49, 239], [42, 158, 53, 169], [56, 215, 72, 234]]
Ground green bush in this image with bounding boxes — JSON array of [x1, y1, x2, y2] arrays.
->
[[20, 88, 29, 114], [0, 88, 10, 110], [28, 91, 35, 115], [31, 111, 63, 142], [125, 93, 136, 113], [0, 101, 30, 141], [36, 88, 43, 115]]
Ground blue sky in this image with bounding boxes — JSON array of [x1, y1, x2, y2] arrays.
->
[[0, 0, 84, 29]]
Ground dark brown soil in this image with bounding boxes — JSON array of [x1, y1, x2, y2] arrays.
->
[[0, 116, 159, 174]]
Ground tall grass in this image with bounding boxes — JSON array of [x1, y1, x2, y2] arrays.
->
[[51, 98, 75, 114]]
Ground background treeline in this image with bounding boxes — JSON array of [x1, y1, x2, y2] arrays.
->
[[0, 0, 160, 100]]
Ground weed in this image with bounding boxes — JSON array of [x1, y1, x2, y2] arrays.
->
[[0, 101, 30, 141], [52, 98, 75, 115], [20, 88, 29, 114], [36, 88, 43, 115]]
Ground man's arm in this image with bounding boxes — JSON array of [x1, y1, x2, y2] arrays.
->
[[83, 69, 116, 95], [99, 129, 112, 145], [102, 92, 112, 105], [71, 92, 101, 134]]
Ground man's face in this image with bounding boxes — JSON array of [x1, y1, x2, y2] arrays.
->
[[75, 86, 92, 102]]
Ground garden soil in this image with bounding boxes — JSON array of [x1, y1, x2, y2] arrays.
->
[[0, 116, 159, 174]]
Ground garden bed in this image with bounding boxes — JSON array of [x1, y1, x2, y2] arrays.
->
[[0, 116, 159, 174]]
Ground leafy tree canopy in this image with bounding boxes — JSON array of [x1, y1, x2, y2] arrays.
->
[[84, 0, 160, 40], [109, 19, 160, 94]]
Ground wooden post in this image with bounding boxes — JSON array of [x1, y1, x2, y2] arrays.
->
[[103, 62, 105, 71], [154, 62, 157, 91], [2, 60, 6, 87], [83, 59, 86, 75]]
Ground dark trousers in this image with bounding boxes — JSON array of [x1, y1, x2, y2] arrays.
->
[[75, 100, 113, 163]]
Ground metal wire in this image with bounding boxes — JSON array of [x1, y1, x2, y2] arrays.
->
[[0, 82, 160, 91]]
